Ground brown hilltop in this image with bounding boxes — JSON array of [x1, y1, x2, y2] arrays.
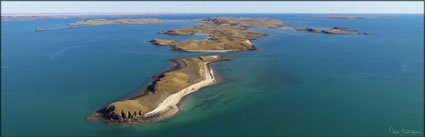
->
[[151, 17, 285, 52]]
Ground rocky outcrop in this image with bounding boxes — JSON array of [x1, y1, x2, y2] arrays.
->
[[101, 100, 149, 121]]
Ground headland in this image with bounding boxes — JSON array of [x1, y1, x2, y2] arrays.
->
[[87, 55, 230, 125]]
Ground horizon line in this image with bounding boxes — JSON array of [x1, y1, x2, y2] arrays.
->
[[2, 12, 423, 16]]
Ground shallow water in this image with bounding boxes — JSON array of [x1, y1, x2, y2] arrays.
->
[[2, 14, 423, 136]]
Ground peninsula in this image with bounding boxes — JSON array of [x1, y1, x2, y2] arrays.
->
[[88, 55, 230, 125], [68, 18, 164, 25], [150, 17, 285, 52]]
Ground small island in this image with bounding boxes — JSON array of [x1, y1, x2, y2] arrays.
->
[[87, 55, 230, 125], [68, 18, 164, 25], [299, 15, 396, 20], [150, 17, 285, 52], [294, 27, 368, 35], [34, 28, 47, 32]]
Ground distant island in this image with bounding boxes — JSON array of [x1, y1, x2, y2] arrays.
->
[[87, 55, 230, 125], [1, 13, 189, 21], [298, 14, 396, 19], [150, 17, 285, 52], [294, 27, 368, 35], [34, 18, 177, 32], [1, 15, 78, 21], [34, 29, 47, 32], [68, 18, 164, 25]]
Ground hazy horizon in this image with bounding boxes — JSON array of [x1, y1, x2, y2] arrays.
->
[[2, 12, 422, 16], [2, 1, 424, 15]]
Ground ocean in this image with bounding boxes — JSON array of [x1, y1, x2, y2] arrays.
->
[[1, 14, 423, 136]]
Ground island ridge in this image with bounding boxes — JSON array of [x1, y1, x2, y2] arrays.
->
[[88, 55, 230, 125], [150, 17, 285, 52]]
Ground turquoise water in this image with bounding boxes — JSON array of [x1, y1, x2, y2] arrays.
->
[[2, 14, 423, 136]]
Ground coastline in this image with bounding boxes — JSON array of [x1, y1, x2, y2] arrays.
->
[[144, 60, 217, 119], [151, 17, 283, 52], [88, 55, 229, 126]]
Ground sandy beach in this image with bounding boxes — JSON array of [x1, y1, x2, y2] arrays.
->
[[245, 40, 253, 45], [144, 56, 218, 117]]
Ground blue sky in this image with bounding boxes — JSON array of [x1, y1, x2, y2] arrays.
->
[[2, 1, 424, 15]]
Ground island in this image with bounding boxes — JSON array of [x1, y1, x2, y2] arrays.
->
[[298, 15, 396, 20], [87, 55, 230, 125], [1, 15, 78, 21], [150, 17, 285, 52], [68, 18, 164, 25], [82, 17, 368, 126], [294, 27, 368, 35], [34, 29, 47, 32]]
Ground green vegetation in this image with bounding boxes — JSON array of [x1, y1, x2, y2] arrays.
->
[[151, 17, 285, 52], [100, 55, 229, 121]]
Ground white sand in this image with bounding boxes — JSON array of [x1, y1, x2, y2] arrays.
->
[[145, 58, 217, 116], [245, 40, 252, 45]]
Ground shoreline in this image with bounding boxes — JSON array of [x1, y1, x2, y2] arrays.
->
[[151, 17, 283, 52], [88, 55, 229, 126], [144, 60, 217, 117]]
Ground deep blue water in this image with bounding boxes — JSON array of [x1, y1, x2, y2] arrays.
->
[[2, 14, 424, 136]]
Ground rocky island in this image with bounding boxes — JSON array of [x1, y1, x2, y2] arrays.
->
[[69, 18, 164, 25], [88, 55, 230, 125], [294, 27, 368, 35], [150, 17, 285, 52]]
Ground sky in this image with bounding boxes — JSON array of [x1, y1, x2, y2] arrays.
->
[[1, 1, 424, 15]]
